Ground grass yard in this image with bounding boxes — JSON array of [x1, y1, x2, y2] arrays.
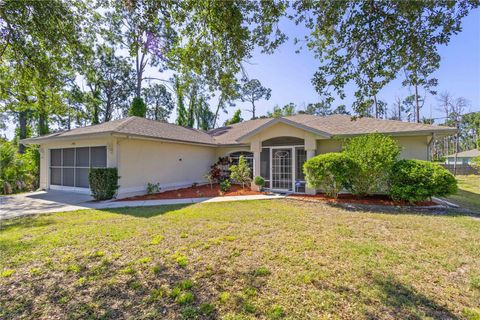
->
[[446, 175, 480, 213], [1, 200, 480, 319]]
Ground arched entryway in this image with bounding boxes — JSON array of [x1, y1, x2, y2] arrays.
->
[[260, 137, 306, 193]]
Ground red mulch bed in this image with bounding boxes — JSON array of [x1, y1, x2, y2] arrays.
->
[[117, 183, 264, 201], [289, 193, 438, 207]]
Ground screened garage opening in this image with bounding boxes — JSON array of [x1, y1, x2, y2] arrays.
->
[[50, 146, 106, 189]]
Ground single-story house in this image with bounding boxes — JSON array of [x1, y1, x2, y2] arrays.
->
[[445, 149, 480, 165], [21, 114, 457, 198]]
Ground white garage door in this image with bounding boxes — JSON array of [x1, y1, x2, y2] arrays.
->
[[50, 147, 107, 188]]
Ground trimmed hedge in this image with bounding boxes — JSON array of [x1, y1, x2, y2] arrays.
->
[[390, 160, 457, 203], [303, 153, 359, 198], [89, 168, 120, 200]]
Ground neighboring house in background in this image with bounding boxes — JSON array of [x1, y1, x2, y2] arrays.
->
[[21, 114, 456, 198], [445, 149, 480, 165]]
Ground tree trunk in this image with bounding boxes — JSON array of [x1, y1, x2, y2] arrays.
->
[[18, 110, 28, 154], [414, 84, 420, 123], [251, 100, 256, 119], [373, 95, 378, 118], [397, 101, 401, 121], [212, 97, 224, 128]]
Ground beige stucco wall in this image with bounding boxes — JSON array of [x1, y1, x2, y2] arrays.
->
[[38, 136, 116, 191], [117, 138, 216, 197], [316, 135, 429, 160], [395, 136, 429, 160]]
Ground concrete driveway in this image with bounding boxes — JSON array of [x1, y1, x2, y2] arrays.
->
[[0, 190, 95, 220]]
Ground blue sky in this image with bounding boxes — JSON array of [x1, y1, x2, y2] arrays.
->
[[238, 8, 480, 123]]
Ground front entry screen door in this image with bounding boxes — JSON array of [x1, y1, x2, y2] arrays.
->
[[271, 148, 292, 191]]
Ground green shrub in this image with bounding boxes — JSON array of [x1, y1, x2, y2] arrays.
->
[[220, 179, 231, 193], [253, 176, 265, 187], [343, 133, 400, 196], [0, 140, 39, 194], [472, 155, 480, 170], [389, 160, 457, 203], [303, 153, 358, 198], [229, 155, 251, 189], [89, 168, 119, 200]]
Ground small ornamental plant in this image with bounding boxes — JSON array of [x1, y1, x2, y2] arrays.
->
[[219, 179, 231, 194], [253, 176, 265, 188], [146, 182, 161, 194], [229, 155, 252, 189]]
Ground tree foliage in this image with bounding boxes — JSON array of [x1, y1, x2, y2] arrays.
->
[[144, 83, 174, 121], [82, 45, 135, 123], [240, 79, 272, 119], [225, 109, 243, 126], [267, 103, 296, 118], [292, 1, 478, 116]]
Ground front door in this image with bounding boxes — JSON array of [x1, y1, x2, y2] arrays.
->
[[271, 148, 293, 191]]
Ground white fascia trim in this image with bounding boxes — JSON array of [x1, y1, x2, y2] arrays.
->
[[111, 133, 217, 148]]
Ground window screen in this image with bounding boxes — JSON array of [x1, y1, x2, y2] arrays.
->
[[75, 147, 89, 167], [91, 147, 107, 167], [260, 148, 270, 180], [50, 146, 106, 188], [51, 149, 62, 166], [62, 148, 75, 166]]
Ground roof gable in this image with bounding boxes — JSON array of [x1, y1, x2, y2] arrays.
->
[[235, 117, 331, 142]]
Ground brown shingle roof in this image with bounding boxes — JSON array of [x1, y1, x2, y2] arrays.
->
[[22, 114, 456, 146], [210, 114, 456, 144], [208, 117, 272, 145], [22, 117, 216, 145], [283, 114, 456, 136]]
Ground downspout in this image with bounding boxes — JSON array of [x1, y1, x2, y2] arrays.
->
[[427, 132, 435, 161]]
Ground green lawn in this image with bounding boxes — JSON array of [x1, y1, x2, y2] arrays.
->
[[446, 175, 480, 213], [1, 200, 480, 319]]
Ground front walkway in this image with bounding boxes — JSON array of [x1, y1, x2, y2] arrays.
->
[[0, 191, 285, 220]]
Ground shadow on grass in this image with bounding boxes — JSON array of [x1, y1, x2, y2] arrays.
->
[[300, 197, 480, 218], [446, 189, 480, 214], [98, 203, 193, 218], [369, 274, 458, 319], [0, 216, 56, 232]]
